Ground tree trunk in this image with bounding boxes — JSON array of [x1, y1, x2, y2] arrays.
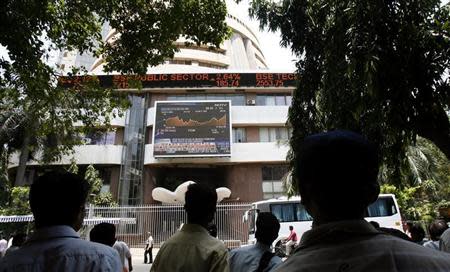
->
[[14, 134, 30, 186]]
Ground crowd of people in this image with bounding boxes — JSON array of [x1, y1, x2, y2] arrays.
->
[[0, 130, 450, 272]]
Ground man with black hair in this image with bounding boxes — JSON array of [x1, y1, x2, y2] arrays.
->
[[151, 183, 228, 272], [0, 171, 121, 272], [229, 212, 281, 272], [91, 223, 133, 272], [275, 130, 450, 271], [424, 219, 448, 250]]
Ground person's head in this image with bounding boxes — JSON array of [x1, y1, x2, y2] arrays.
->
[[255, 212, 280, 245], [409, 223, 425, 243], [184, 183, 217, 227], [428, 219, 448, 241], [289, 225, 294, 231], [90, 223, 116, 246], [30, 171, 90, 230], [11, 233, 26, 247], [295, 130, 379, 225]]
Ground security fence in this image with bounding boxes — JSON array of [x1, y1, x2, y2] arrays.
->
[[80, 203, 252, 248]]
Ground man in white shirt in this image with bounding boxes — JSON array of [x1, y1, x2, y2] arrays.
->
[[275, 130, 450, 272], [0, 171, 121, 272], [144, 233, 153, 264]]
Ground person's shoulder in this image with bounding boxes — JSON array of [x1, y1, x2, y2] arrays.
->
[[204, 235, 227, 252], [230, 244, 253, 254], [441, 228, 450, 240]]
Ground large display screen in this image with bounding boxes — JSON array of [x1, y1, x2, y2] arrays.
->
[[153, 101, 231, 157]]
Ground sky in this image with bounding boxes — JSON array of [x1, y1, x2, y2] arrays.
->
[[229, 0, 297, 72], [1, 0, 447, 73]]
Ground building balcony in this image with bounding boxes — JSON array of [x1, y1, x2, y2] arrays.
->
[[146, 105, 289, 127], [8, 145, 123, 168], [143, 142, 289, 165]]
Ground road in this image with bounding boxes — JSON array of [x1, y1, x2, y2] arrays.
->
[[130, 248, 153, 272]]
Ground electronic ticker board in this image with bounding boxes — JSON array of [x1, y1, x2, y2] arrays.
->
[[58, 73, 297, 89]]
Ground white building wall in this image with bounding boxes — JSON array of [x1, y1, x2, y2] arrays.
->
[[144, 142, 289, 165], [9, 145, 123, 168], [146, 106, 289, 127]]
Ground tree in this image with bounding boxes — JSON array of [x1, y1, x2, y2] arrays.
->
[[0, 186, 32, 235], [0, 0, 230, 185], [249, 0, 450, 188], [67, 161, 117, 206]]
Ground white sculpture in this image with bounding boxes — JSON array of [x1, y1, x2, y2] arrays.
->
[[152, 181, 231, 204]]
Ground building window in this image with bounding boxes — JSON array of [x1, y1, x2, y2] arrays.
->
[[198, 62, 228, 69], [256, 94, 293, 106], [262, 165, 289, 199], [232, 128, 246, 143], [168, 59, 192, 65], [259, 127, 291, 142], [166, 94, 245, 105]]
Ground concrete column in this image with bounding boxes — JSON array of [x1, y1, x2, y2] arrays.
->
[[244, 38, 257, 69], [225, 164, 263, 202]]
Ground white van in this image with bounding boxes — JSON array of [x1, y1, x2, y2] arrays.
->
[[244, 194, 403, 250]]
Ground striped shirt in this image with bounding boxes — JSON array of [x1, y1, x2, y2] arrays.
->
[[275, 220, 450, 272]]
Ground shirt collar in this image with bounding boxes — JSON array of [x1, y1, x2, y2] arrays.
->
[[180, 223, 209, 235], [255, 241, 271, 251], [299, 220, 381, 249], [27, 225, 80, 243]]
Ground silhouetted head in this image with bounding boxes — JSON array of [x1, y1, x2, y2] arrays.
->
[[90, 223, 116, 247], [296, 130, 380, 225], [184, 183, 217, 227], [289, 225, 294, 231], [30, 171, 90, 230], [428, 220, 448, 241], [255, 212, 280, 246], [409, 223, 426, 243]]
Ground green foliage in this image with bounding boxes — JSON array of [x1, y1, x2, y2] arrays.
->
[[0, 0, 229, 180], [67, 160, 117, 206], [92, 192, 118, 207], [249, 0, 450, 194], [0, 187, 31, 216], [0, 187, 31, 236], [84, 165, 117, 206]]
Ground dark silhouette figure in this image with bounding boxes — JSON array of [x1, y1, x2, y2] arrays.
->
[[424, 220, 449, 250], [409, 223, 426, 244], [229, 212, 282, 272], [275, 130, 450, 272], [0, 171, 121, 271], [90, 223, 133, 271], [90, 223, 116, 247], [151, 183, 228, 272]]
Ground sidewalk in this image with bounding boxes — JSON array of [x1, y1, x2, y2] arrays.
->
[[130, 247, 159, 272]]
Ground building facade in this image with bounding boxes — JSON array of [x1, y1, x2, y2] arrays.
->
[[10, 3, 295, 205]]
